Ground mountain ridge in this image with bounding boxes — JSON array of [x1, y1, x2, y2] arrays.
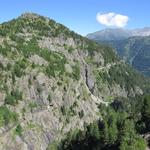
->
[[87, 27, 150, 41], [0, 13, 149, 150]]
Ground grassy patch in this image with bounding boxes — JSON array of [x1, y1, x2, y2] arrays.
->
[[0, 106, 18, 127]]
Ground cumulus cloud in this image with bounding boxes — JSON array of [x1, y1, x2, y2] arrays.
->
[[96, 12, 129, 27]]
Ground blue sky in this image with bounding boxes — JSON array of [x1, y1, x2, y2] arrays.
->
[[0, 0, 150, 35]]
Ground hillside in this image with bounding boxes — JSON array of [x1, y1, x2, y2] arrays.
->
[[87, 29, 150, 76], [95, 36, 150, 76], [0, 13, 149, 150], [107, 36, 150, 76]]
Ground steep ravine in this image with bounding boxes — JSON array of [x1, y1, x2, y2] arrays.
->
[[85, 65, 95, 94], [129, 48, 141, 65], [84, 66, 109, 105]]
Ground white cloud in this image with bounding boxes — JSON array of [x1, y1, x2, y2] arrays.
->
[[96, 12, 129, 27]]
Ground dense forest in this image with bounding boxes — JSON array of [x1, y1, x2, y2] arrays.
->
[[48, 95, 150, 150]]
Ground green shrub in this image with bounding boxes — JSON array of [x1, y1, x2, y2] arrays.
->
[[15, 124, 23, 136], [47, 94, 52, 103], [5, 89, 22, 105], [28, 102, 38, 112], [61, 106, 66, 115], [79, 110, 84, 118], [13, 59, 27, 78], [72, 63, 80, 80], [47, 141, 59, 150], [45, 53, 67, 77], [68, 46, 74, 53], [0, 106, 18, 127], [13, 63, 23, 77]]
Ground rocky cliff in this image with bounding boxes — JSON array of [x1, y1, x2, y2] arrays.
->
[[0, 13, 149, 150]]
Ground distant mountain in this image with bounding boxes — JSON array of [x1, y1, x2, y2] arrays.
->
[[132, 27, 150, 36], [87, 27, 150, 41], [87, 28, 132, 41]]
